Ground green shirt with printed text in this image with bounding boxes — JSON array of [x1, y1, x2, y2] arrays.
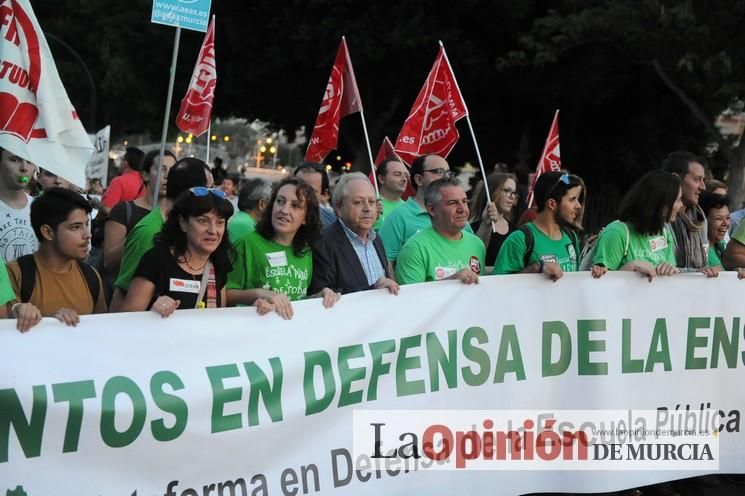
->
[[396, 227, 485, 284], [592, 220, 676, 269], [227, 231, 313, 301]]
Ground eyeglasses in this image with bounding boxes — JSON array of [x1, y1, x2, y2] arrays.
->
[[502, 187, 519, 198], [189, 187, 227, 199], [422, 168, 453, 177]]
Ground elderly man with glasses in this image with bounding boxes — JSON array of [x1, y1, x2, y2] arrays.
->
[[379, 154, 473, 265]]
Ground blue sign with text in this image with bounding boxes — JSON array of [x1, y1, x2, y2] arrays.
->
[[151, 0, 212, 32]]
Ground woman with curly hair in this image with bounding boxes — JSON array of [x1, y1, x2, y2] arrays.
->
[[120, 187, 234, 316], [227, 176, 340, 319]]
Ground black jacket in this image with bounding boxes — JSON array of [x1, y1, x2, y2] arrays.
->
[[309, 220, 390, 294]]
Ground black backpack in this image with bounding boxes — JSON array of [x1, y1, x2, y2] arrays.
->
[[518, 224, 580, 267], [17, 255, 101, 305]]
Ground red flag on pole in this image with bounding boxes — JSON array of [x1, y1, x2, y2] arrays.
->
[[305, 38, 362, 163], [175, 16, 216, 137], [369, 137, 416, 199], [527, 110, 561, 207], [394, 46, 467, 164]]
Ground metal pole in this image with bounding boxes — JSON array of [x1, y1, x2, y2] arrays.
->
[[206, 122, 211, 164], [359, 109, 379, 196], [438, 40, 495, 231], [152, 27, 182, 207]]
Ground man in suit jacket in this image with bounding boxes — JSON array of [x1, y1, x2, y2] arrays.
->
[[310, 173, 399, 295]]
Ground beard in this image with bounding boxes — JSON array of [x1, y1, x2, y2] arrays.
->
[[553, 208, 576, 229]]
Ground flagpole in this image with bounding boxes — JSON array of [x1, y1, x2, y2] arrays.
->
[[206, 122, 211, 164], [359, 110, 379, 196], [153, 26, 182, 207], [438, 41, 495, 231]]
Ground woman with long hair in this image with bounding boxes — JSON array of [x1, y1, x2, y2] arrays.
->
[[120, 187, 234, 316], [591, 171, 683, 280], [227, 176, 340, 319], [469, 172, 518, 266]]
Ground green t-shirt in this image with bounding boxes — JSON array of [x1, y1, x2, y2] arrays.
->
[[379, 198, 473, 261], [592, 220, 676, 270], [493, 222, 579, 274], [227, 231, 313, 301], [0, 256, 15, 305], [374, 197, 405, 231], [115, 207, 164, 291], [707, 240, 726, 267], [228, 211, 256, 245], [396, 227, 485, 284]]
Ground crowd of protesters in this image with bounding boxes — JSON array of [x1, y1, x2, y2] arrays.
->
[[2, 145, 744, 496], [0, 145, 743, 335]]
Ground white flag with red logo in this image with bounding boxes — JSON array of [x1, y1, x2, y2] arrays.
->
[[0, 0, 94, 188], [305, 37, 362, 163], [370, 136, 416, 199], [175, 16, 216, 137], [394, 46, 467, 164], [527, 110, 561, 207]]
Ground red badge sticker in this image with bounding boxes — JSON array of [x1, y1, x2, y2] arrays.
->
[[470, 256, 481, 274]]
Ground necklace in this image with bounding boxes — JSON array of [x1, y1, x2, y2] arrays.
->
[[183, 253, 208, 272]]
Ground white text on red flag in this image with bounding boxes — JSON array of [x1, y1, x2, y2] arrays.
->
[[176, 16, 216, 137]]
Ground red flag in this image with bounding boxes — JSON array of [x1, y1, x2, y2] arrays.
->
[[394, 46, 467, 164], [175, 16, 216, 137], [527, 110, 561, 207], [305, 38, 362, 163], [369, 137, 415, 199]]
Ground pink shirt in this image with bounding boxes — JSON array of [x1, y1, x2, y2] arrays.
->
[[101, 170, 145, 208]]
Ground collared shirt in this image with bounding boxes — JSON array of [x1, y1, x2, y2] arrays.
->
[[339, 219, 386, 286], [320, 205, 337, 227]]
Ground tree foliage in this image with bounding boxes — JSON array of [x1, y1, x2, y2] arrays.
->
[[32, 0, 745, 204]]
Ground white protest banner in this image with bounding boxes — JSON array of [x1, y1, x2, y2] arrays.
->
[[0, 0, 94, 188], [0, 273, 743, 495], [85, 125, 110, 187]]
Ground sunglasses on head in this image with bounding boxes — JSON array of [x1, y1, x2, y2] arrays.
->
[[189, 187, 227, 199], [543, 173, 579, 202]]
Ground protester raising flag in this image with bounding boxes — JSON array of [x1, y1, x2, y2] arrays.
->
[[369, 137, 416, 200], [175, 16, 216, 137], [305, 37, 363, 163], [394, 45, 467, 164], [527, 110, 561, 207], [0, 0, 94, 188]]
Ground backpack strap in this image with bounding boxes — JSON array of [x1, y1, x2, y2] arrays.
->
[[518, 225, 535, 267], [561, 227, 581, 269], [76, 260, 101, 306], [17, 254, 36, 303]]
